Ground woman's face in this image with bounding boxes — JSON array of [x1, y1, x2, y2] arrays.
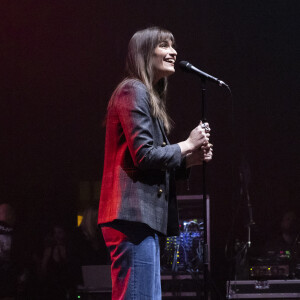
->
[[152, 39, 177, 83]]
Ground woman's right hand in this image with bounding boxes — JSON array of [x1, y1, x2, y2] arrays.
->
[[187, 122, 210, 151], [178, 122, 210, 156]]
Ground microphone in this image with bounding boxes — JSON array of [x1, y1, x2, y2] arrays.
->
[[179, 61, 230, 90]]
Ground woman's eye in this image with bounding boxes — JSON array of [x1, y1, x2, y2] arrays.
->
[[159, 42, 168, 48]]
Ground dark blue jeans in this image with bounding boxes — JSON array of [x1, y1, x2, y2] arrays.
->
[[101, 221, 161, 300]]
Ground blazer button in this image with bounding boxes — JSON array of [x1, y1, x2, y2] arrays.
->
[[158, 188, 163, 195], [161, 142, 166, 147]]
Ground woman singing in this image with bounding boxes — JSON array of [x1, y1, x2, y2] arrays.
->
[[98, 27, 212, 299]]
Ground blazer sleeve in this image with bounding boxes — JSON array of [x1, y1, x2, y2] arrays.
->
[[115, 81, 182, 170]]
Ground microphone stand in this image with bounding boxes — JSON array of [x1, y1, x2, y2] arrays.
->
[[181, 65, 230, 299], [201, 78, 210, 300]]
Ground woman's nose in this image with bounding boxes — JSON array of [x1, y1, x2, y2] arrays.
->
[[170, 47, 177, 56]]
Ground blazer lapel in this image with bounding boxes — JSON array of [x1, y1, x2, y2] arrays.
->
[[158, 118, 170, 145]]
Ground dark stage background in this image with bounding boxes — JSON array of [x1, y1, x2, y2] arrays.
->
[[1, 0, 299, 295]]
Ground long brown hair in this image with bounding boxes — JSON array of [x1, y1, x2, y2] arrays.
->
[[110, 27, 175, 133]]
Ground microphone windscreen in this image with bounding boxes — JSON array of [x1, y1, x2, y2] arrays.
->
[[179, 61, 193, 73], [179, 61, 189, 69]]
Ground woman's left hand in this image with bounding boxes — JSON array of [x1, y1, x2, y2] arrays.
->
[[203, 146, 213, 163], [186, 144, 213, 168]]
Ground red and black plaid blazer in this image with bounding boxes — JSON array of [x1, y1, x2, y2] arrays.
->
[[98, 79, 188, 236]]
